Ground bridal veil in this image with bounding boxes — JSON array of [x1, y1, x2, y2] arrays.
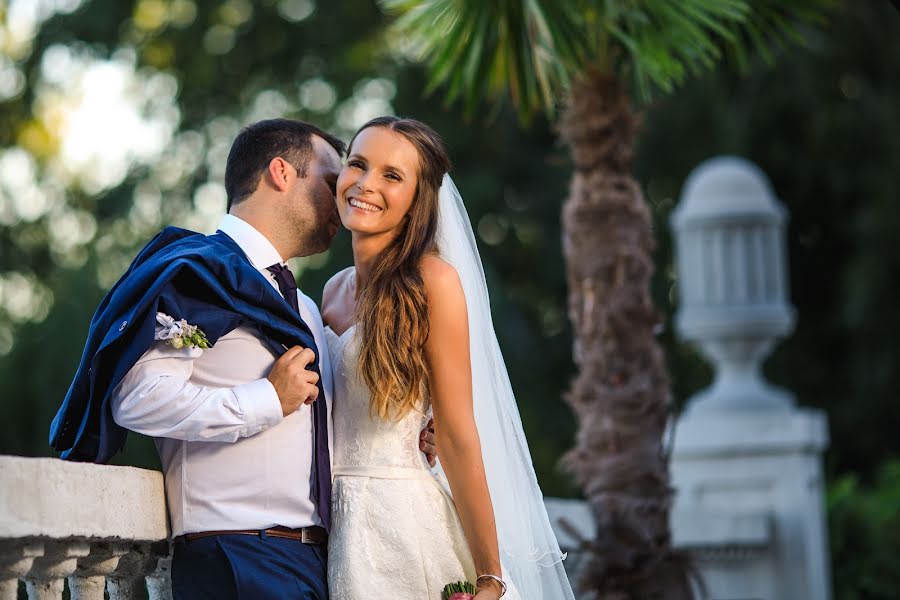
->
[[434, 175, 576, 599]]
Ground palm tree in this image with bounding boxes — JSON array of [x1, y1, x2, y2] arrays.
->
[[382, 1, 835, 597]]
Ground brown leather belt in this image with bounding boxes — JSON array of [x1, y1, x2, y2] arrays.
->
[[178, 526, 327, 545]]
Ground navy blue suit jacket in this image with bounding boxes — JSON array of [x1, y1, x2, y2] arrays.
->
[[49, 226, 323, 463]]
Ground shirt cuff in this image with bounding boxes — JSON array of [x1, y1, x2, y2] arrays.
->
[[232, 378, 284, 435]]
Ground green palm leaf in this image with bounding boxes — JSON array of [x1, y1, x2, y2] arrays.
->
[[381, 0, 836, 121], [383, 0, 587, 122]]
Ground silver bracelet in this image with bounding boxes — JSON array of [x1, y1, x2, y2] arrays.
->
[[476, 574, 507, 597]]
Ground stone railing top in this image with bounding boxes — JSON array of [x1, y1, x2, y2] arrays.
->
[[673, 408, 829, 457], [0, 455, 168, 541], [671, 509, 771, 549]]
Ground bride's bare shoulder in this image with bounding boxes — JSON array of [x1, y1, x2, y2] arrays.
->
[[324, 266, 354, 297], [420, 255, 464, 315], [420, 254, 458, 284], [322, 266, 355, 325]]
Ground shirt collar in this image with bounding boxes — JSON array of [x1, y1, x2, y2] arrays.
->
[[217, 214, 285, 270]]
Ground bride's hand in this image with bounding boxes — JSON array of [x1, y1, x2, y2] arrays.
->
[[473, 579, 503, 600]]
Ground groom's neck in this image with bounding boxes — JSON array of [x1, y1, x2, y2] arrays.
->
[[228, 206, 293, 262]]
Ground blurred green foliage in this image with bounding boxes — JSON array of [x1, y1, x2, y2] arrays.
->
[[0, 7, 899, 595], [828, 460, 900, 599], [0, 0, 578, 494]]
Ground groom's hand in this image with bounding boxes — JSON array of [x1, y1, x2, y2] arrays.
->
[[268, 346, 320, 416], [420, 418, 437, 467]]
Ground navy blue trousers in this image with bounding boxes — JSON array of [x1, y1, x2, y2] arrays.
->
[[171, 532, 328, 600]]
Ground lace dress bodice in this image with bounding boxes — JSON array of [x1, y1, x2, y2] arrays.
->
[[327, 324, 433, 474]]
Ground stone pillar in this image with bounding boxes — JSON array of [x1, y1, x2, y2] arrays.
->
[[673, 410, 829, 599], [669, 157, 831, 600]]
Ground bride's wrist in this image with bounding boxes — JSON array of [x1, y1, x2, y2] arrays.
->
[[475, 574, 506, 597]]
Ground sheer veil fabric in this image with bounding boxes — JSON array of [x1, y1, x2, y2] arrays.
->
[[433, 175, 576, 599]]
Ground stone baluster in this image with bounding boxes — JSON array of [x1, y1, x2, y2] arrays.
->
[[67, 542, 131, 600], [24, 541, 90, 600], [0, 541, 43, 600], [107, 545, 155, 600], [145, 542, 173, 600]]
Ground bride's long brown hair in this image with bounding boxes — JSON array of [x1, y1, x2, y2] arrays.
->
[[351, 116, 451, 420]]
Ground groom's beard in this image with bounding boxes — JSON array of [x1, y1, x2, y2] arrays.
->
[[327, 207, 342, 238], [319, 207, 342, 247], [305, 217, 340, 255]]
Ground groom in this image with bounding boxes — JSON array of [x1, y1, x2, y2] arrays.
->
[[49, 119, 435, 599]]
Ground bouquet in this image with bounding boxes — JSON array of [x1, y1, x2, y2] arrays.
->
[[441, 580, 476, 600]]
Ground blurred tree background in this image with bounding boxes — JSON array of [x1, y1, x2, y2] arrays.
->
[[0, 0, 898, 596]]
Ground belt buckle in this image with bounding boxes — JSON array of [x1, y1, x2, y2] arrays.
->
[[301, 528, 312, 544]]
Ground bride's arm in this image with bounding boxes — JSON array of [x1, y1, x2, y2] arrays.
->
[[422, 256, 503, 598]]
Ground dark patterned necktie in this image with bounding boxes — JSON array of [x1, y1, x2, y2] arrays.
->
[[267, 263, 331, 531]]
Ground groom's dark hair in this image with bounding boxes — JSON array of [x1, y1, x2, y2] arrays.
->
[[225, 119, 346, 211]]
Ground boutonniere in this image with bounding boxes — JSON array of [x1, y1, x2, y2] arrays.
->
[[154, 312, 211, 350]]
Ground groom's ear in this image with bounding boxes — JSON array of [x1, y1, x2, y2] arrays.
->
[[266, 157, 293, 193]]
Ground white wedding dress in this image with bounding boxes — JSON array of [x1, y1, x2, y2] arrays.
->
[[326, 323, 488, 599]]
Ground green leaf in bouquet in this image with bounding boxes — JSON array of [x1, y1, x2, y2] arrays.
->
[[441, 580, 476, 599]]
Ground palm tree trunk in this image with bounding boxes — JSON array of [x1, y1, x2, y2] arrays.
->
[[559, 70, 694, 599]]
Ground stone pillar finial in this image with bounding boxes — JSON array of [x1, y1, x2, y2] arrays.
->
[[670, 155, 795, 415]]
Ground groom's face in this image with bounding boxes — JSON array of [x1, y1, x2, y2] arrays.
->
[[293, 135, 343, 254]]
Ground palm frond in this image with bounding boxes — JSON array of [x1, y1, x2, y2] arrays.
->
[[382, 0, 587, 122], [608, 0, 747, 101], [381, 0, 837, 122]]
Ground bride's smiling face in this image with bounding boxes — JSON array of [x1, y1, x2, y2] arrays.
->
[[336, 126, 421, 236]]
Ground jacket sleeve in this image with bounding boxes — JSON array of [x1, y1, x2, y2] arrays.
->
[[110, 341, 284, 443]]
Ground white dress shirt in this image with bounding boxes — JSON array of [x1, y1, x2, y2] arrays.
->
[[111, 214, 334, 537]]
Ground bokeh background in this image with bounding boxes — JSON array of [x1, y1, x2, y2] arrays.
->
[[1, 1, 898, 596]]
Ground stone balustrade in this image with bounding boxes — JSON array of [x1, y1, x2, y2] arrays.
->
[[0, 455, 171, 600], [0, 453, 812, 598], [1, 455, 597, 599]]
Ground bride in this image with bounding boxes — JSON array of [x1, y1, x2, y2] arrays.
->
[[321, 116, 575, 600]]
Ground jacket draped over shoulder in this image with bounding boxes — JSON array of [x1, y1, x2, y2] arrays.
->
[[49, 226, 321, 463]]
